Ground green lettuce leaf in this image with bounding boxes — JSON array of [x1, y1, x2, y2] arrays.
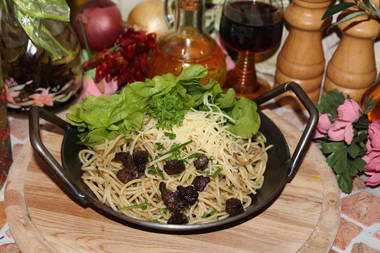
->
[[227, 97, 261, 138], [66, 65, 261, 147]]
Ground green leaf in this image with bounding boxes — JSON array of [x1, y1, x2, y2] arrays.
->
[[354, 116, 371, 130], [334, 11, 368, 26], [365, 0, 380, 16], [177, 65, 208, 84], [79, 128, 120, 147], [352, 132, 368, 145], [321, 142, 346, 154], [327, 148, 348, 175], [12, 0, 70, 21], [348, 157, 366, 174], [363, 96, 377, 114], [227, 97, 261, 138], [347, 143, 361, 159], [322, 2, 356, 20], [337, 174, 353, 194], [216, 88, 236, 108], [317, 90, 345, 119]]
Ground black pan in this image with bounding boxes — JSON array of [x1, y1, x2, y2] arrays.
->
[[29, 82, 318, 233]]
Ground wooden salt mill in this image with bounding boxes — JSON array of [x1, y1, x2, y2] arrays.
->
[[323, 5, 380, 102], [275, 0, 332, 108]]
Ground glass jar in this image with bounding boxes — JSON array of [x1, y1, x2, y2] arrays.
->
[[0, 0, 82, 111], [146, 0, 227, 85]]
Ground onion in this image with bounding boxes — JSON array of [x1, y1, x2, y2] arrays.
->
[[127, 0, 169, 39], [72, 0, 123, 51]]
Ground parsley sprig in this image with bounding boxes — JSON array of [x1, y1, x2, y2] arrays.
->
[[147, 93, 189, 130]]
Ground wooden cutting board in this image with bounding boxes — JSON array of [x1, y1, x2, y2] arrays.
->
[[4, 110, 341, 253]]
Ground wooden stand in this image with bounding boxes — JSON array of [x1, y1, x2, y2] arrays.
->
[[323, 10, 380, 102], [5, 110, 341, 253], [275, 0, 332, 109]]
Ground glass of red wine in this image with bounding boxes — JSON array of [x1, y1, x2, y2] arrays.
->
[[219, 0, 284, 98]]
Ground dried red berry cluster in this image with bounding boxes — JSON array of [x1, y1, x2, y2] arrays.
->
[[82, 27, 156, 87]]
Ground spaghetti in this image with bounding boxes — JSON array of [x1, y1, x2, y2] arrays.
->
[[79, 103, 270, 224]]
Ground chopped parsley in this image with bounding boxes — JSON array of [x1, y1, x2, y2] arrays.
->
[[164, 132, 176, 140], [201, 208, 217, 218], [148, 167, 165, 180], [155, 143, 164, 150], [147, 93, 189, 130], [172, 173, 182, 178], [119, 203, 149, 211], [187, 153, 201, 160], [160, 140, 192, 160], [209, 168, 222, 178]]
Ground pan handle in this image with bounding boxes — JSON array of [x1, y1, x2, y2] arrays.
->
[[29, 106, 89, 206], [254, 82, 319, 182]]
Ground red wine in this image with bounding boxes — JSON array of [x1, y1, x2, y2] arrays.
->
[[219, 1, 283, 53]]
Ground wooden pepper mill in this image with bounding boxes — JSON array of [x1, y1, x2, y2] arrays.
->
[[323, 5, 380, 102], [275, 0, 332, 108]]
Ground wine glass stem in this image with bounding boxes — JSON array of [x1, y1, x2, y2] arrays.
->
[[227, 51, 258, 93]]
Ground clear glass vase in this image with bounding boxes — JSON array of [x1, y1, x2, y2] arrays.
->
[[0, 0, 82, 111]]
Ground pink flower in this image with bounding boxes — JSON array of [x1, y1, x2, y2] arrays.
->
[[4, 78, 18, 87], [29, 88, 55, 107], [362, 120, 380, 186], [363, 150, 380, 170], [364, 172, 380, 186], [314, 113, 331, 138], [337, 99, 361, 122], [78, 76, 118, 101], [366, 121, 380, 152], [327, 99, 361, 145], [328, 119, 354, 144]]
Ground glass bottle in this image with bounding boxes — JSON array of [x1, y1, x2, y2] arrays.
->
[[0, 0, 82, 112], [362, 81, 380, 122], [146, 0, 227, 85]]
